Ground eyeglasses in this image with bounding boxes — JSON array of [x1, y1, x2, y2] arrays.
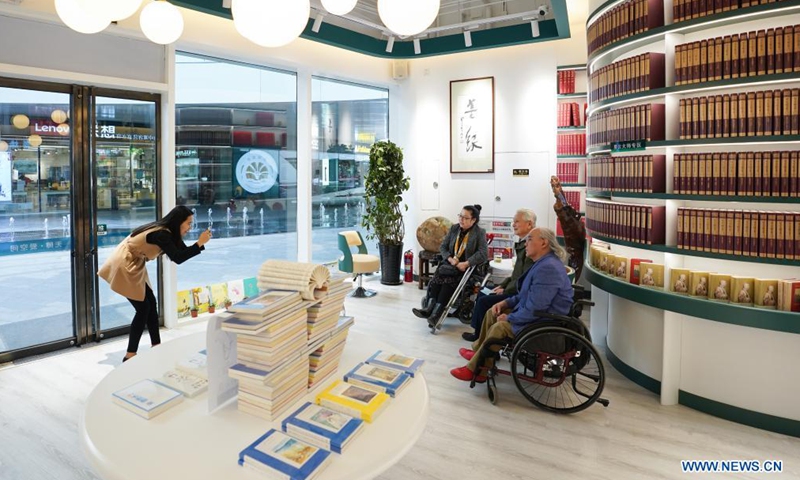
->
[[457, 214, 473, 220]]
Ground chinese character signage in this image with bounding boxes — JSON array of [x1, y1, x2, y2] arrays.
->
[[450, 77, 494, 173], [611, 140, 646, 152]]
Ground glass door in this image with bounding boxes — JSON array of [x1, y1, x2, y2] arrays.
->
[[93, 91, 160, 334], [0, 82, 76, 359]]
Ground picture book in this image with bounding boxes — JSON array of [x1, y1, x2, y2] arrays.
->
[[243, 277, 259, 298], [690, 271, 710, 298], [754, 279, 779, 309], [111, 379, 183, 419], [629, 258, 652, 285], [176, 290, 192, 318], [604, 254, 618, 276], [227, 279, 246, 303], [281, 402, 364, 453], [343, 362, 411, 397], [709, 273, 732, 302], [730, 276, 754, 306], [669, 268, 691, 295], [614, 256, 628, 280], [639, 263, 664, 289], [777, 279, 800, 312], [315, 380, 390, 423], [191, 286, 211, 314], [238, 429, 332, 480], [155, 369, 209, 398], [365, 350, 424, 377], [208, 282, 229, 307], [228, 289, 301, 316]]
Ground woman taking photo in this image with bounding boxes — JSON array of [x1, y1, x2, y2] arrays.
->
[[412, 204, 488, 325], [99, 206, 212, 362]]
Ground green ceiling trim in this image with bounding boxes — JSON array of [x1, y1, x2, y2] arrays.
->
[[173, 0, 572, 58]]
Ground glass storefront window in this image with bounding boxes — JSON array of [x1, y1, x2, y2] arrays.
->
[[311, 78, 389, 263], [175, 53, 298, 293]]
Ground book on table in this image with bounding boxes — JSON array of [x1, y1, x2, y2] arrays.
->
[[282, 402, 364, 454], [112, 379, 183, 419], [175, 350, 208, 380], [221, 302, 309, 335], [343, 362, 411, 397], [155, 369, 209, 398], [365, 350, 425, 377], [315, 380, 390, 423], [238, 429, 332, 480], [228, 289, 302, 317]]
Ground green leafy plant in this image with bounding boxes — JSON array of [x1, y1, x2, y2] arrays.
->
[[361, 140, 410, 246]]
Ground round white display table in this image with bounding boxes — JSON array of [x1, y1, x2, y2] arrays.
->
[[489, 258, 513, 284], [80, 330, 429, 480]]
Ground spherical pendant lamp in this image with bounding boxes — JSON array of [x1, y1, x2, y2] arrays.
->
[[378, 0, 440, 36], [28, 135, 43, 148], [51, 110, 69, 124], [87, 0, 143, 21], [140, 1, 184, 45], [321, 0, 358, 16], [55, 0, 111, 34], [12, 114, 30, 130], [0, 141, 8, 152], [232, 0, 311, 48]]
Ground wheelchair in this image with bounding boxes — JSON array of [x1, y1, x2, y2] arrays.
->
[[468, 285, 610, 413], [426, 259, 491, 334]]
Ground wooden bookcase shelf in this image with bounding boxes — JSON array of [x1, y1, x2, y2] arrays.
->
[[558, 92, 588, 99], [587, 135, 800, 154], [587, 191, 800, 203]]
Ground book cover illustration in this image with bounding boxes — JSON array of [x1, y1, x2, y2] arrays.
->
[[191, 287, 211, 314], [639, 263, 664, 289], [690, 271, 710, 297], [605, 254, 618, 276], [754, 279, 778, 309], [629, 259, 652, 285], [238, 429, 331, 480], [365, 350, 424, 377], [614, 256, 628, 280], [709, 273, 732, 302], [730, 276, 754, 306], [208, 283, 229, 307], [243, 277, 259, 298], [670, 268, 691, 295], [112, 379, 182, 413], [227, 279, 246, 303], [177, 290, 191, 318]]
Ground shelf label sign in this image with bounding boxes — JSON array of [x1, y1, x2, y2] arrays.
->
[[97, 224, 108, 236], [611, 140, 646, 152], [512, 168, 529, 177]]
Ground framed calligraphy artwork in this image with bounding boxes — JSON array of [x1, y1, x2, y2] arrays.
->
[[450, 76, 494, 173]]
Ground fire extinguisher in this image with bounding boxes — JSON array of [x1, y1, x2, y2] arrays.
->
[[404, 250, 414, 282]]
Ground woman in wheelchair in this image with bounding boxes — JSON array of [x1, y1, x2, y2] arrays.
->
[[462, 208, 537, 342], [412, 204, 488, 326], [451, 227, 573, 382]]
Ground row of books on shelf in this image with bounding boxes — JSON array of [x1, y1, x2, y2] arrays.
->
[[586, 155, 666, 192], [590, 245, 800, 311], [678, 90, 800, 140], [677, 208, 800, 260], [587, 0, 663, 56], [178, 108, 286, 128], [557, 102, 587, 127], [557, 133, 587, 156], [674, 151, 800, 197], [176, 130, 288, 148], [178, 277, 259, 317], [674, 0, 789, 24], [556, 161, 583, 184], [586, 200, 666, 244], [237, 351, 424, 480], [112, 350, 209, 420], [589, 53, 665, 104], [675, 25, 800, 86], [557, 69, 580, 94], [562, 190, 583, 210], [588, 104, 665, 147]]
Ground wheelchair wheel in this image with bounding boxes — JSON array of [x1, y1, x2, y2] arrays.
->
[[510, 326, 605, 414]]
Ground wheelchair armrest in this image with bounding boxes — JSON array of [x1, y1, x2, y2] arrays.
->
[[576, 299, 595, 307], [534, 310, 574, 323]]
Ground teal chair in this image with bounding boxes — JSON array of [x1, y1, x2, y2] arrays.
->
[[338, 231, 380, 298]]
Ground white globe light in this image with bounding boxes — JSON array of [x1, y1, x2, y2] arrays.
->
[[86, 0, 143, 21], [12, 114, 30, 129], [378, 0, 440, 36], [28, 135, 43, 148], [321, 0, 358, 16], [51, 110, 69, 124], [0, 141, 8, 152], [140, 1, 184, 45], [232, 0, 311, 48], [55, 0, 111, 34]]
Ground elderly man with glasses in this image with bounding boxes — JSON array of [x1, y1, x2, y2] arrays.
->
[[451, 227, 574, 382]]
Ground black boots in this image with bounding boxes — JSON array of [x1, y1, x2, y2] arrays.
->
[[412, 294, 435, 318], [461, 331, 478, 342], [426, 303, 445, 327]]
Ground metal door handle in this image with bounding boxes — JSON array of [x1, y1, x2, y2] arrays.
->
[[495, 196, 501, 201]]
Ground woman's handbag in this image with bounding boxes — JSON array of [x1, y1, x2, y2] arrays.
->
[[436, 263, 461, 277]]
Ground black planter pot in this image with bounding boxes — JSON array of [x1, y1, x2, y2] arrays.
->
[[378, 243, 403, 285]]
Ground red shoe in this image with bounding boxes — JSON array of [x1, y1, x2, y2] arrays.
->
[[459, 348, 475, 361], [450, 366, 487, 383]]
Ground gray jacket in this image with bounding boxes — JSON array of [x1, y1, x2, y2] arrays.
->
[[439, 224, 488, 268], [499, 239, 535, 296]]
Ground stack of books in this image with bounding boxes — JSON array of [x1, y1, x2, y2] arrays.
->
[[365, 351, 425, 377], [308, 316, 354, 388], [315, 380, 390, 423], [238, 429, 332, 480], [112, 379, 184, 420], [306, 277, 351, 343], [221, 289, 303, 335], [175, 350, 208, 380], [230, 355, 310, 421], [343, 362, 411, 398], [281, 402, 364, 453]]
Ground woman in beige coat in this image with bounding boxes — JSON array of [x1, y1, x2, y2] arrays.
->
[[99, 206, 211, 362]]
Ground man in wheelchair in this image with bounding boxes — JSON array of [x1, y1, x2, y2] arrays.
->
[[451, 227, 573, 382]]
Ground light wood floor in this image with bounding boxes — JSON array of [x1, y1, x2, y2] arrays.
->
[[0, 277, 798, 480]]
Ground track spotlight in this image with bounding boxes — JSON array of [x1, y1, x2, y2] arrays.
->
[[222, 0, 231, 8], [413, 38, 421, 55], [312, 12, 324, 33], [530, 19, 540, 38], [386, 36, 395, 53], [463, 30, 472, 47]]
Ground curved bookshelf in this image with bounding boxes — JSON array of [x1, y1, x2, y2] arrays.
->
[[585, 264, 800, 334], [587, 135, 800, 154], [587, 0, 800, 72], [558, 126, 586, 131], [557, 64, 587, 71], [558, 92, 588, 99], [586, 191, 800, 204], [587, 73, 800, 116], [588, 231, 800, 267], [557, 155, 587, 159]]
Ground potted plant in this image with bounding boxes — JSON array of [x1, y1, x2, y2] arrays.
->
[[362, 140, 410, 285], [225, 300, 233, 310], [208, 302, 216, 314], [190, 307, 198, 318]]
